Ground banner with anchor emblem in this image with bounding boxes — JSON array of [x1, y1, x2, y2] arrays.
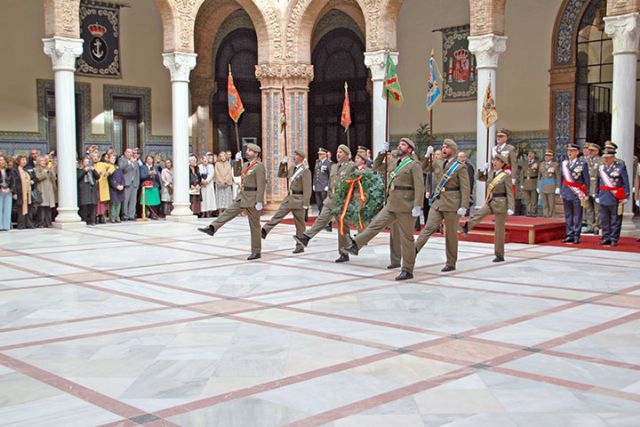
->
[[77, 1, 121, 78]]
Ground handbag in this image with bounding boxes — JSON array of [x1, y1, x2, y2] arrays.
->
[[31, 188, 42, 205]]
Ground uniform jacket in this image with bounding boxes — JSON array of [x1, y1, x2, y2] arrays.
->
[[324, 161, 355, 209], [478, 169, 515, 213], [387, 157, 425, 213], [560, 158, 590, 201], [596, 162, 630, 206], [521, 160, 539, 191], [278, 162, 312, 210], [118, 156, 140, 188], [492, 143, 518, 180], [586, 156, 603, 195], [237, 160, 266, 208], [313, 158, 333, 192], [537, 160, 560, 194], [424, 157, 471, 212]]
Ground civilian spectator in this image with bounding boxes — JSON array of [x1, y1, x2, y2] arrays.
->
[[160, 159, 173, 216], [139, 155, 161, 219], [95, 153, 115, 223], [108, 153, 124, 223], [215, 151, 233, 214], [77, 157, 99, 225], [189, 154, 202, 216], [0, 155, 14, 231], [14, 155, 34, 229], [34, 155, 57, 227], [200, 155, 217, 218]]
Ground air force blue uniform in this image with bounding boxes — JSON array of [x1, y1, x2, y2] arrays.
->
[[560, 158, 589, 241], [596, 162, 630, 244]]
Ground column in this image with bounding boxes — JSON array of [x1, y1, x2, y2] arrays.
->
[[605, 13, 640, 231], [364, 51, 398, 154], [163, 52, 197, 220], [43, 37, 84, 227], [468, 34, 507, 207]]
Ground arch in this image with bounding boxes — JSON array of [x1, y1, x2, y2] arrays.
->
[[43, 0, 81, 38], [379, 0, 404, 51]]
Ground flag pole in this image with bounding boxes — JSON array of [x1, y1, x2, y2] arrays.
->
[[384, 53, 390, 203], [229, 65, 241, 154], [344, 81, 351, 151], [281, 84, 289, 191]]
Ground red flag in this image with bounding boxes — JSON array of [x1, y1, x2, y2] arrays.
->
[[227, 66, 244, 123], [341, 81, 352, 130]]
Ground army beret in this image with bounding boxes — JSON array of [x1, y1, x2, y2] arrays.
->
[[294, 149, 306, 159], [493, 153, 508, 164], [497, 128, 511, 137], [246, 143, 261, 153], [443, 138, 457, 151], [602, 148, 617, 157], [318, 148, 327, 154], [399, 137, 416, 150], [357, 145, 368, 151], [355, 151, 367, 161], [604, 141, 618, 150], [337, 144, 351, 156]]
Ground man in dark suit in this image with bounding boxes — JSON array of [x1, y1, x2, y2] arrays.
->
[[118, 148, 140, 221], [313, 148, 333, 231]]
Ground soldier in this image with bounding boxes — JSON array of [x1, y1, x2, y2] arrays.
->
[[560, 143, 590, 244], [261, 149, 312, 254], [521, 150, 539, 216], [313, 148, 333, 232], [198, 143, 265, 260], [415, 139, 470, 272], [357, 145, 373, 167], [342, 138, 425, 280], [295, 144, 356, 262], [355, 150, 369, 170], [583, 142, 602, 234], [537, 150, 561, 217], [493, 128, 518, 184], [596, 148, 630, 247], [462, 154, 515, 262], [373, 149, 402, 269]]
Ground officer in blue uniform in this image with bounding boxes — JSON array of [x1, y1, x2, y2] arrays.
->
[[596, 148, 630, 247], [313, 148, 333, 231], [560, 144, 589, 244]]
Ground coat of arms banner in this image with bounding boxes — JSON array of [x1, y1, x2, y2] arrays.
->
[[77, 1, 121, 78], [442, 25, 476, 102]]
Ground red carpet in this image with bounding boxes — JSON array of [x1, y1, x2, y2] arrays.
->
[[543, 235, 640, 253]]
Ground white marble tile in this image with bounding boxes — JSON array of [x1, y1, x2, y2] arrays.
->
[[0, 255, 87, 276], [87, 278, 218, 305]]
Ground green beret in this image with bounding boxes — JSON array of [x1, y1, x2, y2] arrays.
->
[[246, 143, 261, 153], [399, 137, 416, 150], [294, 149, 306, 159], [337, 144, 351, 156]]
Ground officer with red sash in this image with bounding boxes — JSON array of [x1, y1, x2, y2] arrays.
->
[[596, 148, 630, 247], [560, 144, 589, 244]]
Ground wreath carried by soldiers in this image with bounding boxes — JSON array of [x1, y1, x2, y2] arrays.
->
[[331, 169, 385, 234]]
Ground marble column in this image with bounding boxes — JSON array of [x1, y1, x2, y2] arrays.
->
[[255, 64, 313, 211], [163, 52, 197, 220], [468, 34, 507, 207], [364, 51, 398, 154], [42, 37, 84, 228], [605, 13, 640, 230]]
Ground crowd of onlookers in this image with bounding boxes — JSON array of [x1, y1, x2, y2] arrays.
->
[[0, 146, 241, 231]]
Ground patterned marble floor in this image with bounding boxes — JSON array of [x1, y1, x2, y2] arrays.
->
[[1, 216, 639, 427]]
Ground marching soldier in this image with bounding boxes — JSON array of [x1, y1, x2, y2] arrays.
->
[[313, 148, 333, 232], [560, 144, 590, 244], [584, 142, 602, 234], [198, 143, 265, 260], [596, 148, 630, 247], [521, 150, 540, 216], [261, 150, 312, 253], [415, 139, 470, 272], [295, 144, 356, 262], [373, 149, 402, 269], [342, 138, 425, 280], [462, 154, 515, 262], [493, 128, 518, 184], [537, 150, 561, 217]]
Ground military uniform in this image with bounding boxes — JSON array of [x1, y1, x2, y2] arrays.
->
[[584, 144, 603, 233], [464, 158, 515, 260], [537, 153, 560, 217], [200, 144, 266, 258], [492, 141, 518, 182], [596, 151, 630, 246], [344, 138, 425, 279], [313, 150, 332, 214], [373, 151, 401, 267], [560, 145, 590, 243], [521, 157, 539, 216], [262, 152, 312, 253], [416, 140, 471, 271]]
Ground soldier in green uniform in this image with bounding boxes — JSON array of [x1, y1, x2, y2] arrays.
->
[[521, 151, 539, 216], [583, 142, 602, 234], [415, 139, 470, 272], [198, 143, 265, 260], [342, 138, 425, 280], [295, 144, 356, 262], [537, 149, 560, 217], [493, 128, 518, 184], [261, 149, 312, 254], [373, 149, 402, 269], [462, 154, 515, 262]]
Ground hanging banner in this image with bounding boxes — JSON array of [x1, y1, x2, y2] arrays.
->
[[77, 1, 121, 78], [442, 25, 476, 102]]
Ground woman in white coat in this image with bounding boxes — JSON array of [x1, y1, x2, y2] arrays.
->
[[199, 155, 217, 217]]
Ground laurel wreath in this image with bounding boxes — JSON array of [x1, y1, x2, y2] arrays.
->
[[331, 169, 385, 228]]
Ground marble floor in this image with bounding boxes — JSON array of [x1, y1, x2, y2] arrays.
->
[[1, 216, 639, 427]]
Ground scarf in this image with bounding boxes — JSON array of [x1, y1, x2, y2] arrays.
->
[[19, 167, 31, 215]]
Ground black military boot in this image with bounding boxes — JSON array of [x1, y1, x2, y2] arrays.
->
[[294, 234, 311, 247], [198, 225, 216, 236]]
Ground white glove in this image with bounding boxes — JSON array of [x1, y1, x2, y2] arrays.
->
[[324, 186, 328, 191], [595, 197, 600, 204], [255, 202, 263, 211], [383, 141, 390, 152], [425, 192, 431, 199], [235, 152, 242, 161], [507, 209, 514, 216], [457, 207, 466, 216], [282, 156, 288, 164], [520, 185, 524, 190], [536, 188, 540, 194], [636, 199, 640, 208], [411, 207, 422, 217], [426, 146, 434, 157], [483, 163, 490, 172], [303, 206, 309, 210], [505, 169, 512, 175], [555, 188, 560, 195]]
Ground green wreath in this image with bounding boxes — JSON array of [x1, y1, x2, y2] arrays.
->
[[331, 169, 385, 229]]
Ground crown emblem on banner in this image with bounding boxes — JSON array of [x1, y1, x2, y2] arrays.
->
[[88, 23, 107, 37], [454, 49, 469, 60]]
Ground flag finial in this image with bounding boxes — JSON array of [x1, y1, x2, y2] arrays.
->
[[228, 64, 231, 74], [430, 48, 435, 57]]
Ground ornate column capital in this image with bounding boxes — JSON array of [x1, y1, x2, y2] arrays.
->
[[42, 37, 83, 72], [604, 13, 640, 55], [254, 63, 314, 88], [162, 52, 197, 83], [364, 51, 398, 81], [468, 34, 508, 69]]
